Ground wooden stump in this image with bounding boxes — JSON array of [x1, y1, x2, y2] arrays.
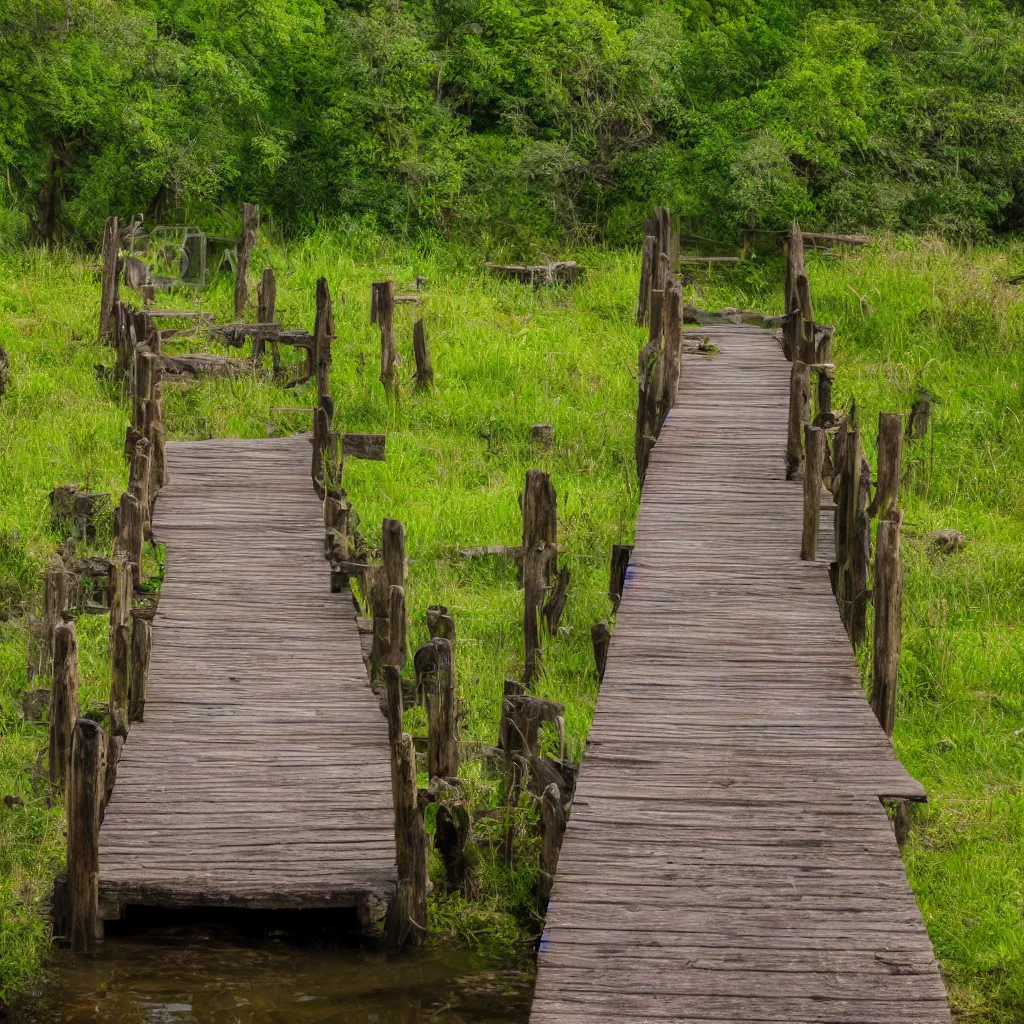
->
[[637, 234, 656, 326], [413, 319, 433, 388], [255, 267, 277, 367], [427, 637, 457, 779], [522, 470, 557, 686], [874, 412, 904, 519], [99, 216, 120, 344], [115, 491, 143, 588], [871, 510, 904, 737], [234, 203, 259, 319], [435, 801, 478, 897], [129, 611, 151, 724], [537, 782, 566, 913], [609, 544, 632, 611], [531, 423, 554, 451], [786, 360, 811, 479], [906, 391, 932, 440], [67, 718, 106, 950], [542, 566, 569, 634], [374, 280, 398, 393], [382, 518, 406, 590], [314, 277, 334, 401], [801, 425, 826, 561], [384, 733, 428, 950], [591, 622, 611, 682], [49, 621, 79, 792]]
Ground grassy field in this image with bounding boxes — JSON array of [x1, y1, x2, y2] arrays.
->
[[0, 229, 1022, 1020]]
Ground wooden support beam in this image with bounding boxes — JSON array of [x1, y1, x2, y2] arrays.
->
[[522, 470, 557, 686], [413, 319, 433, 389], [871, 510, 904, 736], [67, 717, 106, 950], [49, 620, 79, 792], [427, 637, 457, 779], [99, 216, 120, 344], [234, 203, 259, 319], [801, 425, 826, 561]]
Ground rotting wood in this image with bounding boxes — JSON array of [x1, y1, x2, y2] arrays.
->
[[413, 319, 433, 388], [532, 423, 554, 451], [99, 216, 120, 344], [591, 622, 611, 683], [801, 425, 826, 561], [906, 391, 933, 441], [115, 491, 143, 588], [107, 556, 131, 741], [129, 611, 151, 724], [486, 261, 585, 287], [387, 585, 407, 672], [434, 800, 478, 897], [458, 544, 522, 561], [522, 469, 557, 686], [659, 278, 683, 426], [374, 281, 398, 393], [850, 456, 872, 647], [542, 566, 570, 634], [538, 781, 567, 913], [427, 638, 457, 779], [637, 235, 656, 326], [786, 360, 811, 479], [501, 694, 564, 758], [49, 620, 79, 792], [234, 203, 259, 319], [314, 277, 334, 402], [678, 256, 741, 265], [871, 510, 904, 737], [384, 732, 428, 949], [255, 267, 277, 368], [129, 437, 152, 540], [609, 544, 632, 611], [67, 717, 105, 950], [342, 434, 386, 461], [873, 412, 903, 519]]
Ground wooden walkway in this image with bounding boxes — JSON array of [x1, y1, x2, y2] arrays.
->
[[531, 325, 951, 1022], [97, 436, 396, 923]]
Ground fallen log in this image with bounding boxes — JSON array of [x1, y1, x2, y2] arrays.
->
[[486, 261, 585, 287]]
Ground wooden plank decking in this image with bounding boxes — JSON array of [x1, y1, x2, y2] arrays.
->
[[531, 325, 951, 1022], [97, 435, 396, 922]]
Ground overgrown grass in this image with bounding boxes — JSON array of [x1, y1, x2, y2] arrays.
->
[[1, 231, 1022, 1021]]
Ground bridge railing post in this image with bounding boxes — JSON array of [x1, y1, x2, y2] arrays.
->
[[68, 717, 106, 950], [801, 425, 826, 560]]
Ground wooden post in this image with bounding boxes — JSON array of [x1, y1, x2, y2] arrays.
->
[[49, 620, 79, 792], [906, 391, 932, 440], [815, 325, 834, 420], [801, 425, 826, 561], [115, 491, 143, 588], [43, 555, 71, 668], [850, 456, 872, 647], [637, 234, 656, 326], [312, 399, 332, 494], [531, 423, 554, 451], [874, 412, 904, 519], [783, 220, 808, 361], [67, 718, 106, 950], [129, 611, 151, 723], [522, 470, 556, 686], [132, 348, 153, 433], [383, 733, 428, 949], [413, 319, 433, 388], [382, 518, 406, 591], [871, 511, 904, 736], [786, 360, 811, 479], [108, 557, 131, 740], [537, 782, 566, 913], [635, 332, 662, 486], [255, 267, 277, 368], [314, 277, 334, 401], [234, 203, 259, 319], [609, 544, 632, 611], [367, 566, 391, 685], [383, 664, 404, 755], [591, 621, 611, 682], [659, 278, 683, 426], [435, 801, 478, 897], [99, 216, 120, 344], [388, 585, 407, 673], [375, 281, 397, 393], [427, 637, 457, 779], [128, 437, 152, 540]]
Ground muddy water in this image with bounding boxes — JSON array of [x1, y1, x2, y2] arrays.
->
[[10, 909, 533, 1024]]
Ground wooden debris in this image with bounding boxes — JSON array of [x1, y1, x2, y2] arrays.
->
[[342, 434, 386, 461], [234, 203, 259, 319], [871, 511, 904, 737], [786, 359, 811, 480], [388, 585, 408, 673], [49, 621, 79, 792], [501, 694, 564, 758], [542, 566, 570, 634], [67, 717, 106, 950], [927, 528, 966, 554], [486, 261, 585, 287]]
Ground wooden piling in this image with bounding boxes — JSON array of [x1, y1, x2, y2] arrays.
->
[[67, 718, 106, 950], [659, 278, 683, 425], [850, 456, 872, 647], [637, 235, 656, 326], [128, 611, 151, 723], [383, 732, 428, 949], [609, 544, 632, 610], [314, 277, 334, 401], [115, 491, 143, 588], [786, 360, 811, 479], [591, 621, 611, 682], [413, 319, 433, 388], [255, 267, 277, 367], [874, 412, 904, 519], [382, 517, 406, 591], [49, 620, 79, 792], [374, 280, 397, 393], [801, 425, 826, 561], [388, 585, 408, 673], [522, 470, 557, 686], [427, 637, 457, 779], [435, 801, 477, 897], [128, 437, 152, 539], [871, 510, 904, 736], [537, 782, 566, 912], [635, 332, 662, 486], [815, 324, 835, 419], [234, 203, 259, 319], [132, 347, 154, 433], [43, 555, 71, 668], [108, 557, 131, 740], [99, 216, 120, 344]]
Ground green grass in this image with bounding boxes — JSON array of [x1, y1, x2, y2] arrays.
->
[[1, 230, 1023, 1021]]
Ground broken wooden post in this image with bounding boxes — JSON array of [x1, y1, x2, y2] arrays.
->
[[850, 455, 872, 647], [99, 216, 120, 344], [783, 220, 810, 360], [870, 510, 904, 737], [374, 280, 398, 393], [435, 801, 478, 897], [531, 423, 554, 451], [67, 717, 106, 950], [108, 556, 131, 742], [426, 605, 456, 669], [383, 662, 404, 755], [609, 544, 632, 611], [383, 732, 428, 949], [815, 325, 835, 420], [413, 319, 433, 388], [635, 332, 662, 487], [49, 620, 79, 792], [324, 496, 350, 592], [128, 610, 151, 723], [636, 234, 656, 326], [591, 622, 610, 682], [382, 518, 406, 591], [50, 486, 108, 543], [906, 390, 933, 440], [115, 491, 143, 588], [388, 585, 408, 673], [314, 277, 334, 401], [801, 425, 826, 561], [132, 347, 154, 433], [874, 412, 904, 519], [128, 437, 152, 541], [537, 782, 566, 913], [427, 637, 457, 779], [658, 278, 683, 425], [234, 203, 259, 319], [542, 566, 569, 634], [43, 555, 72, 669], [254, 267, 277, 368], [522, 470, 557, 686], [342, 433, 386, 461], [367, 566, 391, 685], [786, 359, 811, 479]]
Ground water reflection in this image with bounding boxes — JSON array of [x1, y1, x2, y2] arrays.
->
[[11, 907, 533, 1024]]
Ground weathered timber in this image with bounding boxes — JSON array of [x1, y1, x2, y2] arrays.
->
[[50, 486, 108, 543], [522, 469, 557, 686], [486, 261, 585, 287], [637, 235, 657, 326], [786, 360, 811, 479], [342, 434, 386, 461], [542, 566, 570, 634], [815, 325, 835, 421], [67, 718, 106, 950], [783, 221, 807, 360], [426, 637, 457, 779], [871, 510, 904, 737], [128, 611, 151, 724], [412, 319, 433, 388], [501, 694, 564, 758], [678, 256, 741, 265], [537, 781, 567, 913], [803, 231, 870, 247], [22, 687, 50, 722], [314, 277, 334, 401], [158, 354, 252, 379], [234, 203, 259, 319], [382, 518, 406, 592], [49, 620, 79, 792], [115, 491, 143, 588], [99, 216, 120, 343], [254, 267, 277, 368], [532, 423, 554, 451], [107, 556, 131, 741], [132, 347, 154, 432], [129, 438, 152, 540], [873, 412, 904, 519], [906, 390, 933, 440], [434, 800, 478, 897], [144, 387, 167, 492], [659, 278, 683, 426], [458, 544, 522, 561], [591, 621, 610, 683], [387, 585, 408, 672], [384, 733, 428, 949], [801, 425, 826, 561], [850, 457, 872, 647], [609, 544, 633, 611], [635, 332, 662, 486], [43, 555, 72, 668], [374, 281, 398, 393]]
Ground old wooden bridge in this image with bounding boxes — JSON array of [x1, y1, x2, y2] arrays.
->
[[530, 323, 951, 1023], [96, 435, 396, 925]]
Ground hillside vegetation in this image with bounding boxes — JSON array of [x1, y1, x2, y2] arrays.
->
[[5, 1, 1024, 245]]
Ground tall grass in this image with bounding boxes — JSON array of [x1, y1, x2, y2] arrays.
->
[[0, 231, 1022, 1020]]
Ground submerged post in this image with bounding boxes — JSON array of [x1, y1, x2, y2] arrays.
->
[[67, 718, 106, 950]]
